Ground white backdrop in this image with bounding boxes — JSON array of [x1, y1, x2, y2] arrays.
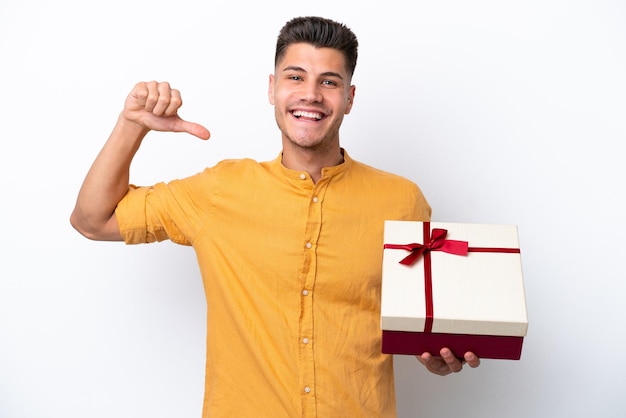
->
[[1, 1, 625, 417]]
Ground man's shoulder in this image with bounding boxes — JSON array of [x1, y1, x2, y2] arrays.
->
[[345, 157, 432, 220], [349, 158, 418, 187], [213, 157, 261, 168], [203, 157, 268, 175]]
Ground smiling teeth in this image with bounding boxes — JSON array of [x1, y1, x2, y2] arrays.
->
[[293, 110, 322, 120]]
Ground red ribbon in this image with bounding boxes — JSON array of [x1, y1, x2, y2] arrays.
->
[[383, 227, 469, 265], [383, 222, 520, 333]]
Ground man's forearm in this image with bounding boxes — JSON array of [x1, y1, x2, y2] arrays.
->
[[70, 115, 147, 240]]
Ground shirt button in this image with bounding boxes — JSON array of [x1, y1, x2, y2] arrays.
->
[[303, 337, 309, 344], [312, 196, 319, 203], [302, 289, 309, 296], [306, 242, 312, 249], [300, 173, 306, 180], [304, 386, 311, 393]]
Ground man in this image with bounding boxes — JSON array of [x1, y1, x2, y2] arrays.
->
[[71, 16, 479, 417]]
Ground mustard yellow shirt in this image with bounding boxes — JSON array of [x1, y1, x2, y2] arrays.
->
[[115, 150, 431, 418]]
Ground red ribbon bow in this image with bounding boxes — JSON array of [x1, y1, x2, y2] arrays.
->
[[383, 228, 469, 265]]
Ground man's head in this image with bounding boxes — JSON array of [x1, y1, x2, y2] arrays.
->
[[269, 17, 358, 160], [275, 16, 358, 81]]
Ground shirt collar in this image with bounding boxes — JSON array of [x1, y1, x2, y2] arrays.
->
[[269, 148, 353, 182]]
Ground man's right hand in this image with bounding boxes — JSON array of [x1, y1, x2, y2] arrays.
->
[[70, 80, 210, 241], [123, 80, 211, 140]]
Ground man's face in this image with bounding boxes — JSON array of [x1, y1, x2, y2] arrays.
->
[[268, 43, 355, 152]]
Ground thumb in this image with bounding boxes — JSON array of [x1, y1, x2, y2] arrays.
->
[[175, 118, 211, 140]]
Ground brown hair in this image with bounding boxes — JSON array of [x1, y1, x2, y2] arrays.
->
[[275, 16, 359, 79]]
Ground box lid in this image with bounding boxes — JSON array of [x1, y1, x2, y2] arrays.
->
[[381, 220, 528, 337]]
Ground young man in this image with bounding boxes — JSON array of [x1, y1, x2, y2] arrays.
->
[[71, 16, 479, 417]]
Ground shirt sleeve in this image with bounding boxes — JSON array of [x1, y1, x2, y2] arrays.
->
[[412, 183, 432, 222], [115, 184, 192, 246]]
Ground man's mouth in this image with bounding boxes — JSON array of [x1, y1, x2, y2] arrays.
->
[[291, 110, 323, 121]]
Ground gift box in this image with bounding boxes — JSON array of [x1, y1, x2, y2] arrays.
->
[[381, 220, 528, 360]]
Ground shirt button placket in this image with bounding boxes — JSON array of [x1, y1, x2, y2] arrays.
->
[[299, 181, 325, 416], [303, 240, 314, 401]]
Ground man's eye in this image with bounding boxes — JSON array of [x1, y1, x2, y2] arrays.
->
[[322, 80, 338, 86], [289, 76, 303, 81]]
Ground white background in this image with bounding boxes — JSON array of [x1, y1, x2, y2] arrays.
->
[[1, 1, 625, 417]]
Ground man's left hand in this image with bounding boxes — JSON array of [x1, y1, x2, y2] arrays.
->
[[416, 348, 480, 376]]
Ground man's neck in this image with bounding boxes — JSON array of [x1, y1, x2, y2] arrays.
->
[[281, 145, 344, 183]]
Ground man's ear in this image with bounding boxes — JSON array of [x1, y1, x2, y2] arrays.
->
[[268, 74, 275, 105], [345, 85, 356, 114]]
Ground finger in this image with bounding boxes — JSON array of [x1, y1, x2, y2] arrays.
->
[[142, 80, 161, 112], [132, 81, 150, 108], [163, 88, 183, 117], [151, 81, 173, 116], [464, 352, 481, 368], [418, 352, 452, 376], [171, 118, 211, 140], [182, 121, 211, 140], [440, 348, 463, 373]]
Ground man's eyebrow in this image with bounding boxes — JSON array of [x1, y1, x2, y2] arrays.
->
[[282, 65, 306, 73], [281, 66, 345, 80], [321, 71, 344, 80]]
